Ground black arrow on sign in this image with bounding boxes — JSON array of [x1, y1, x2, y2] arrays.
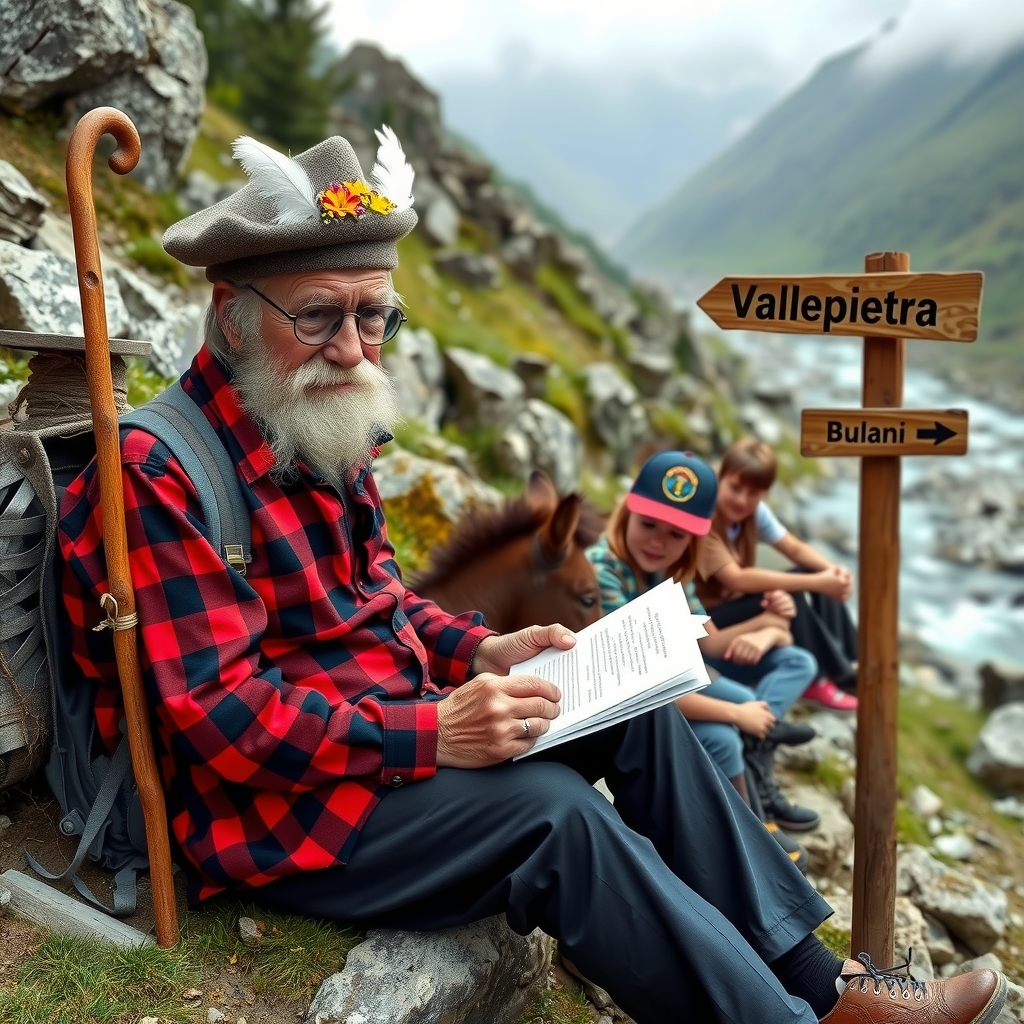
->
[[916, 421, 957, 446]]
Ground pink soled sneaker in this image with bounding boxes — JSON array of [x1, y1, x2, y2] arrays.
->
[[802, 679, 858, 713]]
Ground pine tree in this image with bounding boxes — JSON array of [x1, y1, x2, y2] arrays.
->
[[181, 0, 337, 150], [237, 0, 336, 150]]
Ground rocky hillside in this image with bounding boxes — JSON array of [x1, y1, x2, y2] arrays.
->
[[0, 14, 815, 575]]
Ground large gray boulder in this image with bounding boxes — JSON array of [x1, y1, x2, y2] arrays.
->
[[0, 0, 205, 192], [443, 348, 525, 430], [65, 0, 207, 192], [783, 785, 853, 879], [582, 363, 648, 473], [967, 702, 1024, 793], [111, 264, 200, 376], [0, 240, 129, 337], [980, 662, 1024, 711], [896, 845, 1007, 954], [382, 327, 446, 430], [497, 399, 583, 495], [0, 160, 48, 244], [334, 43, 443, 167], [306, 918, 550, 1024], [0, 0, 150, 111]]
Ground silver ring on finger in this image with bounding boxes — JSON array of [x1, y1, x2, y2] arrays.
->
[[522, 718, 531, 736]]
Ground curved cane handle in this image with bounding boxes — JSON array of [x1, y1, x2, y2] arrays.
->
[[66, 107, 141, 348]]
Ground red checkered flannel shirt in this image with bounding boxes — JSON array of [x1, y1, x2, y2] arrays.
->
[[59, 344, 494, 903]]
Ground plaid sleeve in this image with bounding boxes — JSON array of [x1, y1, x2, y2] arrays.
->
[[60, 429, 439, 789], [401, 590, 494, 689]]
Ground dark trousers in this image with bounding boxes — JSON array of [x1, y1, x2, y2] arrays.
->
[[708, 581, 858, 686], [247, 707, 830, 1024]]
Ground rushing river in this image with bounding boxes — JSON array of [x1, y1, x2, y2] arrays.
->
[[713, 326, 1024, 669]]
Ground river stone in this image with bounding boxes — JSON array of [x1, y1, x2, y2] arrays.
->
[[443, 347, 524, 429], [0, 0, 150, 112], [0, 160, 48, 244], [64, 0, 206, 193], [306, 918, 550, 1024], [582, 363, 648, 473], [966, 702, 1024, 793], [0, 240, 129, 337], [782, 785, 853, 878], [896, 845, 1007, 954], [502, 399, 582, 494]]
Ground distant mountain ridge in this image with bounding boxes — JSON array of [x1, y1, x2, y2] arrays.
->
[[617, 37, 1024, 353]]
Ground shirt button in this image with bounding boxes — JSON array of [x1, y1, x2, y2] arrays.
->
[[390, 775, 404, 787]]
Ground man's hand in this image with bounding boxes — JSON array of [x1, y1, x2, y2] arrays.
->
[[732, 700, 776, 739], [471, 624, 576, 677], [723, 626, 792, 665], [436, 673, 562, 768], [761, 590, 796, 619]]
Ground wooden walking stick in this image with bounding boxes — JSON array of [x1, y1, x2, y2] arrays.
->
[[67, 107, 179, 946]]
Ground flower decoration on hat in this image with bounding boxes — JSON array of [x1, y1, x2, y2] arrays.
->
[[231, 125, 414, 226]]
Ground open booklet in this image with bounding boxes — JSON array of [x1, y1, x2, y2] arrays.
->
[[510, 578, 711, 757]]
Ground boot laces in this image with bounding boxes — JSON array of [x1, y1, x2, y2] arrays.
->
[[849, 951, 927, 999]]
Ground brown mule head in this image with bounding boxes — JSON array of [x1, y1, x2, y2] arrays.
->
[[510, 487, 602, 634], [413, 471, 603, 635]]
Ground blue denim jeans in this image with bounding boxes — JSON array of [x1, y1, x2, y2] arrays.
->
[[689, 647, 817, 777]]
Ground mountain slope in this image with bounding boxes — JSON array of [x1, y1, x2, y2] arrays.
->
[[618, 39, 1024, 353]]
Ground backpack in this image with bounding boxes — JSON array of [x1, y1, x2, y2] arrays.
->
[[2, 380, 251, 916]]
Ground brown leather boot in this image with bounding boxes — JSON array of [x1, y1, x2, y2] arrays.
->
[[820, 953, 1007, 1024]]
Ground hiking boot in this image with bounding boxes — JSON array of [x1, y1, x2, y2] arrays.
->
[[802, 679, 858, 713], [765, 720, 816, 747], [744, 737, 821, 832], [764, 821, 808, 873], [821, 953, 1006, 1024]]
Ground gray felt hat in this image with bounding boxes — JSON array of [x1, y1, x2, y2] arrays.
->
[[162, 134, 418, 283]]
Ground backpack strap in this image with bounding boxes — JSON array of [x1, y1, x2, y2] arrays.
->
[[120, 381, 251, 573], [24, 733, 143, 916], [25, 384, 252, 916]]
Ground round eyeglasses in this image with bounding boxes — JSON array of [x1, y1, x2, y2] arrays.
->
[[247, 284, 407, 347]]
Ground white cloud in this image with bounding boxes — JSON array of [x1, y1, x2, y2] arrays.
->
[[858, 0, 1024, 73], [329, 0, 908, 91]]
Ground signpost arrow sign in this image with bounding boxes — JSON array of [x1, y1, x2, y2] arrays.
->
[[916, 421, 957, 446], [801, 408, 968, 457], [696, 271, 983, 342]]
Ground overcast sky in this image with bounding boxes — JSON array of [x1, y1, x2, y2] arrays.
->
[[328, 0, 1024, 244]]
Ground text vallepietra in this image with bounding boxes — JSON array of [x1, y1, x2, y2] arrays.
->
[[731, 283, 937, 333]]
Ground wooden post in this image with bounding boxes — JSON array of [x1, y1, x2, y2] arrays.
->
[[851, 250, 908, 963], [66, 108, 179, 947]]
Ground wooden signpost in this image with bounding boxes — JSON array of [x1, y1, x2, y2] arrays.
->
[[698, 252, 982, 965]]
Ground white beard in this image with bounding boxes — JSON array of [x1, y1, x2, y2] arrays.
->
[[227, 335, 401, 485]]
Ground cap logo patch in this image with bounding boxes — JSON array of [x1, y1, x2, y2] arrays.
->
[[662, 466, 699, 503]]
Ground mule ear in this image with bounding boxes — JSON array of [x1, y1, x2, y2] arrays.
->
[[526, 470, 558, 514], [538, 493, 581, 565]]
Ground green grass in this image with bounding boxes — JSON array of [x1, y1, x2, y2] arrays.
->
[[515, 985, 595, 1024], [0, 902, 361, 1024]]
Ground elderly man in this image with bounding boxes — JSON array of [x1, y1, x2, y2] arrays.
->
[[59, 132, 1004, 1024]]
